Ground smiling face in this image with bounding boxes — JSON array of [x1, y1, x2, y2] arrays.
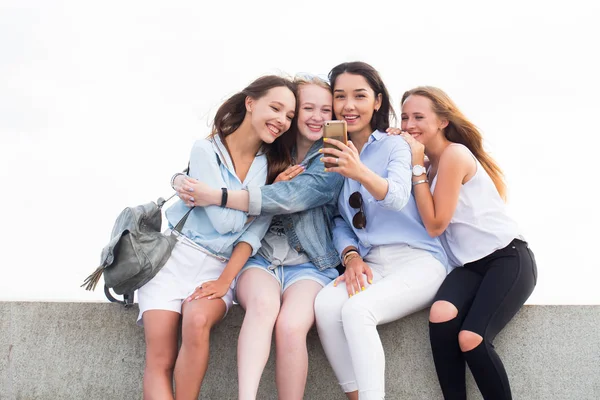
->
[[247, 86, 296, 144], [332, 73, 381, 137], [296, 83, 333, 142], [401, 94, 447, 146]]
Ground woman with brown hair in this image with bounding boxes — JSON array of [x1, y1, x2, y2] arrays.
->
[[176, 75, 344, 399], [398, 86, 537, 400], [137, 75, 296, 400]]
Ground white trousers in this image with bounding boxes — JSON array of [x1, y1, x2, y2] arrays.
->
[[314, 244, 446, 400]]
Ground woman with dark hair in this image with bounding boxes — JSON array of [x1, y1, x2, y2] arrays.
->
[[314, 62, 449, 400], [136, 75, 296, 400], [398, 86, 536, 400]]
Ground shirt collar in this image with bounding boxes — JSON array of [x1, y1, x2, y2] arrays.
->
[[370, 129, 387, 141]]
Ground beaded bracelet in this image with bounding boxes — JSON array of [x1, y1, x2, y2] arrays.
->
[[343, 252, 362, 267]]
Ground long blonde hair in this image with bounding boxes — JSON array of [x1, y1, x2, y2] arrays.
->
[[402, 86, 507, 200]]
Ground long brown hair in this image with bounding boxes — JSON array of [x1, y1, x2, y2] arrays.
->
[[328, 61, 396, 132], [401, 86, 507, 200], [209, 75, 296, 184]]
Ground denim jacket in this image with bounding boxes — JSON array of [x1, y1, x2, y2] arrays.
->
[[246, 139, 344, 270]]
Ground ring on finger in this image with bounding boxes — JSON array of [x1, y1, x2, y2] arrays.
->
[[335, 157, 339, 165]]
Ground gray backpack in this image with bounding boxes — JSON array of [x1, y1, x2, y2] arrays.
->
[[82, 196, 191, 305]]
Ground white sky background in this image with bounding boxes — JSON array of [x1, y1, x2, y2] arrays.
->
[[1, 0, 598, 304]]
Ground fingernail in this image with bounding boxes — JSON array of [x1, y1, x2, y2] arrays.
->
[[323, 138, 328, 141], [362, 286, 365, 291], [187, 188, 194, 192], [194, 296, 199, 300], [368, 279, 373, 284], [320, 158, 324, 162], [324, 168, 328, 172], [318, 149, 323, 153]]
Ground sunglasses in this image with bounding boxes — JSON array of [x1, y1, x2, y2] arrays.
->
[[349, 191, 367, 229]]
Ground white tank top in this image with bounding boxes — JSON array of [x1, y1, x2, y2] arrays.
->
[[430, 144, 520, 267]]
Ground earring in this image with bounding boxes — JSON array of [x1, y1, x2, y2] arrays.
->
[[374, 109, 378, 113]]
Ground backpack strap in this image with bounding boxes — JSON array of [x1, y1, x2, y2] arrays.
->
[[104, 284, 135, 308]]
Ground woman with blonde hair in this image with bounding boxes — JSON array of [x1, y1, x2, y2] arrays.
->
[[177, 74, 343, 399], [397, 86, 537, 400]]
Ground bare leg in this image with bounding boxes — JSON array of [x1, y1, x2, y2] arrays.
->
[[236, 269, 282, 400], [174, 298, 226, 400], [274, 279, 323, 400], [142, 310, 180, 400]]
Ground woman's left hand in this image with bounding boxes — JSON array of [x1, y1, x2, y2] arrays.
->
[[400, 132, 426, 165], [185, 279, 230, 302], [319, 138, 367, 182]]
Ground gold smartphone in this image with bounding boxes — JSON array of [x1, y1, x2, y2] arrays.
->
[[322, 120, 347, 168]]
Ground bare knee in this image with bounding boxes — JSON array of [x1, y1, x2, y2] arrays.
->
[[245, 293, 281, 322], [429, 300, 458, 323], [182, 311, 213, 346], [145, 344, 177, 372], [458, 330, 483, 352], [275, 312, 312, 345]]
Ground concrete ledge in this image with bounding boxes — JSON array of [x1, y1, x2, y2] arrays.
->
[[1, 302, 598, 399]]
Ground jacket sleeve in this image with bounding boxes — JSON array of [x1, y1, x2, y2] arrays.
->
[[246, 156, 345, 216], [188, 140, 249, 234]]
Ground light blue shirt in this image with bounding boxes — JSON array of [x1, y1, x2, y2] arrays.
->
[[166, 135, 272, 259], [334, 130, 448, 268]]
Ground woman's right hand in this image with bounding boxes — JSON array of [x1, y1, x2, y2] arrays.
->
[[334, 256, 374, 297], [385, 127, 404, 136], [274, 164, 305, 183], [176, 177, 220, 207]]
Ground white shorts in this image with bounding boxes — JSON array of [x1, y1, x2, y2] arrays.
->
[[136, 233, 233, 326]]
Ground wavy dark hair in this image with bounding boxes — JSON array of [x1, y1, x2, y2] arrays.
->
[[328, 61, 396, 132], [402, 86, 507, 200], [209, 75, 297, 184]]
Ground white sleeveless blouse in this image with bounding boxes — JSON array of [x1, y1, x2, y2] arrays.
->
[[430, 145, 520, 267]]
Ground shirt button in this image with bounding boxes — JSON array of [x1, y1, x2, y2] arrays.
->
[[295, 245, 302, 252]]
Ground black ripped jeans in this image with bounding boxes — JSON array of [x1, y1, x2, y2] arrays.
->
[[429, 239, 537, 400]]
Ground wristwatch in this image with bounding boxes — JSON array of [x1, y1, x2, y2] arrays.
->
[[412, 165, 427, 177]]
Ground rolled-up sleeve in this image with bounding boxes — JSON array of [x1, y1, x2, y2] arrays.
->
[[375, 139, 412, 211], [246, 186, 263, 217], [234, 215, 273, 256]]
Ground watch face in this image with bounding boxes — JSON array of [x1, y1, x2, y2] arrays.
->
[[413, 165, 426, 176]]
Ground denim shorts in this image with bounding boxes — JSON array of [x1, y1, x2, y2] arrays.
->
[[237, 254, 339, 294]]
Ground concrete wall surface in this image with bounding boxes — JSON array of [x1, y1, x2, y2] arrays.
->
[[0, 302, 598, 399]]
